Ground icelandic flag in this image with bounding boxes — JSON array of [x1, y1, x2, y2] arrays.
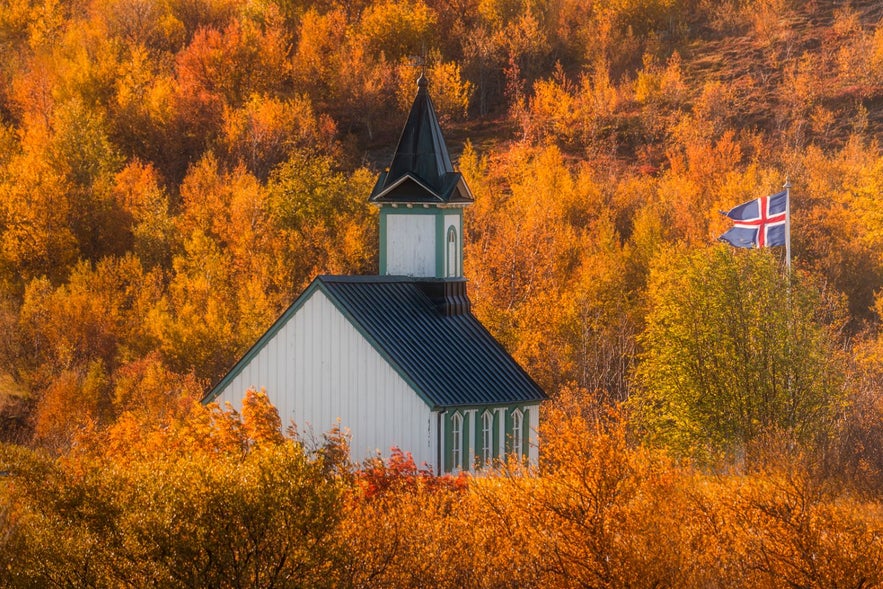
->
[[719, 190, 788, 248]]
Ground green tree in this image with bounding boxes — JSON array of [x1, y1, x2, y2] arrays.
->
[[630, 246, 846, 463], [267, 150, 377, 281]]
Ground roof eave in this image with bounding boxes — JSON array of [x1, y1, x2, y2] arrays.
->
[[369, 173, 445, 204]]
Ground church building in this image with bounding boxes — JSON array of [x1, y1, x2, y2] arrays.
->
[[204, 76, 546, 473]]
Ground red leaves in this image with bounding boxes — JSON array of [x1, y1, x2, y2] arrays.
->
[[355, 447, 468, 499]]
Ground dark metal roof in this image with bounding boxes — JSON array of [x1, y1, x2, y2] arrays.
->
[[369, 76, 473, 205], [203, 275, 546, 408], [318, 276, 545, 408]]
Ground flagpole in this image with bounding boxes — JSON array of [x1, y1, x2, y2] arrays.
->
[[784, 177, 791, 273]]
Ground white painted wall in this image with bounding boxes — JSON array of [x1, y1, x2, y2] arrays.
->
[[386, 214, 436, 276], [214, 289, 437, 468]]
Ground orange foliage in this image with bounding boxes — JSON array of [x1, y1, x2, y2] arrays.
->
[[1, 2, 883, 580]]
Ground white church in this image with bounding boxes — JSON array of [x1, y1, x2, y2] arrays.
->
[[204, 76, 546, 473]]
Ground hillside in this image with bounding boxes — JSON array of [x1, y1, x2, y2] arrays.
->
[[3, 1, 883, 586], [679, 0, 883, 147], [0, 0, 878, 469]]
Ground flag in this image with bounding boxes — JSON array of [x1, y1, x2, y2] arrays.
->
[[719, 190, 788, 248]]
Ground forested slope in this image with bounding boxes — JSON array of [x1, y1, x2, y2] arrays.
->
[[2, 1, 883, 584], [0, 0, 879, 453], [0, 0, 880, 445]]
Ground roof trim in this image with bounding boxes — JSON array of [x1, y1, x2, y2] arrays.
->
[[370, 173, 444, 203], [436, 400, 543, 412], [455, 175, 475, 202]]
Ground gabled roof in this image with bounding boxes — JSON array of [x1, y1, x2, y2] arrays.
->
[[369, 76, 473, 205], [205, 275, 546, 409]]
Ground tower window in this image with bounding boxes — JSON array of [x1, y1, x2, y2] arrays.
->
[[446, 226, 458, 277]]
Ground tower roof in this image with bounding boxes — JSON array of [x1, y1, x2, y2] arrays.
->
[[369, 75, 473, 205]]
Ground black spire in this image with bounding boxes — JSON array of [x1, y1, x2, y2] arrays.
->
[[369, 76, 472, 204]]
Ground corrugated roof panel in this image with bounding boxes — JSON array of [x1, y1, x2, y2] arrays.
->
[[318, 276, 546, 408]]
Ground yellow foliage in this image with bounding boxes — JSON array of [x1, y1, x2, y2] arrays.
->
[[220, 93, 335, 179], [395, 56, 472, 122], [1, 2, 883, 582]]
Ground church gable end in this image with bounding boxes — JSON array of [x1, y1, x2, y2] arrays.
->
[[208, 284, 436, 467], [205, 76, 546, 473]]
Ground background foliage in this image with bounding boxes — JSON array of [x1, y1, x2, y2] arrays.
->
[[2, 0, 883, 584]]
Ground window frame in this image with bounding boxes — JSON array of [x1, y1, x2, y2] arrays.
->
[[451, 412, 463, 471], [482, 410, 493, 465], [446, 225, 458, 277], [512, 409, 523, 459]]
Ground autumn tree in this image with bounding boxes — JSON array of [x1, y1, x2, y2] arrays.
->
[[219, 93, 338, 181], [110, 160, 175, 269], [631, 245, 846, 463], [0, 390, 346, 588], [796, 139, 883, 326], [358, 0, 437, 61], [11, 255, 163, 448], [267, 150, 377, 280], [0, 146, 78, 286], [521, 386, 696, 587], [171, 15, 292, 172]]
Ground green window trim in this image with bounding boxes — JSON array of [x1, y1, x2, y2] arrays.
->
[[481, 410, 493, 466], [442, 405, 533, 472], [450, 411, 463, 471]]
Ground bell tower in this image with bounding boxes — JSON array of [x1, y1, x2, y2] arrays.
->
[[369, 75, 473, 280]]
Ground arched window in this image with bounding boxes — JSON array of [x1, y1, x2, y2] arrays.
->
[[482, 411, 494, 465], [512, 409, 523, 459], [451, 413, 463, 471], [446, 226, 458, 277]]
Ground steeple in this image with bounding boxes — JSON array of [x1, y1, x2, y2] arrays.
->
[[369, 75, 473, 205], [370, 77, 473, 282]]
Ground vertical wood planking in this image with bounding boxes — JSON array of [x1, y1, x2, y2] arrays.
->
[[214, 290, 434, 466]]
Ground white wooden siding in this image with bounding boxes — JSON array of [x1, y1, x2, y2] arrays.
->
[[214, 289, 436, 467], [386, 214, 436, 276]]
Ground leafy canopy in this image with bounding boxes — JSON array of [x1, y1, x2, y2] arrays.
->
[[630, 246, 846, 463]]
